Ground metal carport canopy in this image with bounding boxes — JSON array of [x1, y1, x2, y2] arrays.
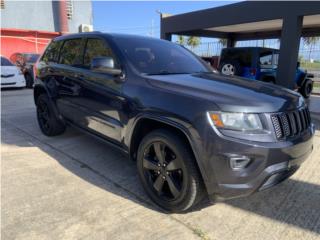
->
[[160, 1, 320, 89]]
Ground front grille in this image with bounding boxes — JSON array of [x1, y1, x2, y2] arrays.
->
[[271, 107, 311, 139]]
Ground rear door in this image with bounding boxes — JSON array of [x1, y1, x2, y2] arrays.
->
[[54, 38, 87, 123]]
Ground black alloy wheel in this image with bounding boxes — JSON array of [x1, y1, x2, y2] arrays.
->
[[137, 129, 204, 212], [36, 94, 66, 136], [142, 141, 184, 201], [37, 96, 51, 133]]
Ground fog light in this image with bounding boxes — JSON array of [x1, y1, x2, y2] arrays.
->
[[229, 156, 251, 170]]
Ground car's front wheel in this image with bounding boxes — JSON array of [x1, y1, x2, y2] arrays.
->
[[137, 129, 204, 212], [36, 94, 66, 136]]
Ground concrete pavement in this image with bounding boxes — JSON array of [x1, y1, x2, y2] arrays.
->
[[1, 89, 320, 240]]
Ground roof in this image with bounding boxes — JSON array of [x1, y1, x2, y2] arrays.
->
[[53, 32, 166, 42], [161, 1, 320, 40]]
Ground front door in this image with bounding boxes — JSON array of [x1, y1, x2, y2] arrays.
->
[[70, 37, 126, 145]]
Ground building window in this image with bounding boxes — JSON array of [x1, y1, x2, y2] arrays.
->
[[1, 0, 5, 9], [66, 0, 73, 20]]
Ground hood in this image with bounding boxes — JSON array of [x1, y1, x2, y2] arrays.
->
[[145, 73, 304, 113]]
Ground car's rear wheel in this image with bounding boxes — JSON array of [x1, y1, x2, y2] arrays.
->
[[36, 94, 65, 136], [137, 129, 204, 212], [300, 79, 313, 98]]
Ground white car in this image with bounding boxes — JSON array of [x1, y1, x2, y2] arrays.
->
[[1, 56, 26, 88]]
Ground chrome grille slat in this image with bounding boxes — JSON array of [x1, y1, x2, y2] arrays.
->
[[288, 112, 297, 135], [299, 110, 306, 130], [294, 111, 302, 133], [271, 106, 311, 140]]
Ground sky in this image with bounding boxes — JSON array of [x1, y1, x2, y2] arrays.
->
[[92, 1, 237, 40]]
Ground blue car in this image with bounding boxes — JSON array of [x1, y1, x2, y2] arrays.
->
[[218, 47, 314, 98]]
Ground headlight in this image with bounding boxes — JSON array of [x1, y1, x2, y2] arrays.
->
[[207, 112, 265, 133]]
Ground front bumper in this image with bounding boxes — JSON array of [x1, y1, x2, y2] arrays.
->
[[197, 123, 315, 202]]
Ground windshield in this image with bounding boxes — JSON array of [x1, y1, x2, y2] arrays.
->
[[114, 36, 211, 75], [1, 57, 14, 66]]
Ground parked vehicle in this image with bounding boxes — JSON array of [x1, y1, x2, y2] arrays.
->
[[10, 52, 40, 88], [218, 47, 314, 98], [1, 56, 26, 88], [33, 33, 315, 212]]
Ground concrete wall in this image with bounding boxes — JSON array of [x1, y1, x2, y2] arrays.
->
[[1, 0, 93, 33]]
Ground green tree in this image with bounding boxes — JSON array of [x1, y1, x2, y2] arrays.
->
[[187, 36, 200, 49], [176, 35, 185, 45], [303, 37, 320, 61]]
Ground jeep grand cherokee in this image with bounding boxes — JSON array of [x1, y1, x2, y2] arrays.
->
[[33, 33, 315, 212]]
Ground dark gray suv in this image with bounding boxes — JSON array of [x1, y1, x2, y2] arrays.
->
[[33, 32, 315, 212]]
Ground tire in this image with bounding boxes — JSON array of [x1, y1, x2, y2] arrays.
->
[[25, 74, 34, 88], [219, 60, 242, 76], [137, 129, 205, 212], [36, 94, 66, 136], [300, 79, 313, 98]]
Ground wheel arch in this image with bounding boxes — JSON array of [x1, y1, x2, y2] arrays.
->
[[34, 85, 48, 104], [128, 115, 207, 183], [34, 84, 63, 122]]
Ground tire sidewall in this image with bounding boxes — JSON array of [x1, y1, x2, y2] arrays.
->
[[301, 79, 313, 98], [36, 95, 52, 135], [36, 94, 65, 136]]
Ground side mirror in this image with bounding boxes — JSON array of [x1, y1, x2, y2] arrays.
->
[[91, 57, 122, 76], [297, 61, 300, 68]]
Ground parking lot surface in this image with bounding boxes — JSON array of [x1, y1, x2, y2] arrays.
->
[[2, 89, 320, 240]]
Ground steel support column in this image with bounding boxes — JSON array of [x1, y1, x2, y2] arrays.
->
[[227, 36, 236, 48], [276, 16, 303, 89]]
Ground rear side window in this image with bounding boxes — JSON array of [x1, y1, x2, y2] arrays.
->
[[259, 50, 279, 67], [83, 38, 118, 68], [221, 49, 252, 67], [59, 38, 85, 67], [42, 41, 62, 63]]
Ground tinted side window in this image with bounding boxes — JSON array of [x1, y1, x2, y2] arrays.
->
[[259, 51, 273, 66], [84, 38, 117, 68], [42, 41, 62, 63], [59, 38, 85, 67], [221, 49, 252, 67]]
